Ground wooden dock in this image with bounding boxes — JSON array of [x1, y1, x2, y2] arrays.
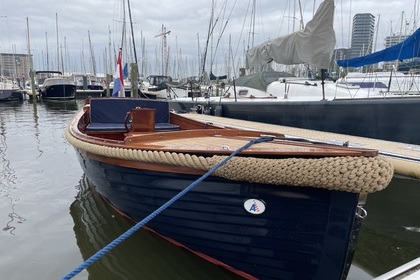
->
[[182, 113, 420, 180], [76, 89, 104, 98]]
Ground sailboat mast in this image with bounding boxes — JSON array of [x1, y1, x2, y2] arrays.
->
[[141, 32, 145, 77], [45, 32, 49, 72], [108, 26, 112, 74], [201, 0, 215, 82], [88, 31, 97, 75], [298, 0, 304, 30], [81, 39, 86, 73], [127, 0, 138, 67], [197, 33, 200, 78], [252, 0, 256, 48], [26, 17, 37, 100], [120, 0, 126, 50], [56, 13, 59, 72]]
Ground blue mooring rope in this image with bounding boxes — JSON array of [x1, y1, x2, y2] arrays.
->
[[62, 135, 274, 279]]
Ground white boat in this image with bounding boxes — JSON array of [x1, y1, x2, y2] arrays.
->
[[0, 78, 23, 101], [170, 0, 420, 145], [139, 75, 191, 99]]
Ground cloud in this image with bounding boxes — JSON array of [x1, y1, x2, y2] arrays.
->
[[0, 0, 417, 77]]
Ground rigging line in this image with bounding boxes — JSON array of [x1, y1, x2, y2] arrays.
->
[[276, 0, 289, 37], [210, 0, 238, 71], [339, 0, 344, 47], [247, 0, 255, 50], [233, 0, 252, 64], [208, 0, 229, 72], [210, 0, 228, 69], [201, 1, 223, 80], [200, 1, 215, 81], [217, 0, 228, 36]]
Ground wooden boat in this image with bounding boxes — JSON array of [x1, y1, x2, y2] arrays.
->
[[66, 97, 394, 280], [70, 174, 244, 279]]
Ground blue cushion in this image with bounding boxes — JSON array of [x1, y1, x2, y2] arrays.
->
[[90, 98, 170, 124], [86, 123, 126, 132], [86, 122, 180, 132], [155, 123, 180, 131], [86, 98, 180, 132]]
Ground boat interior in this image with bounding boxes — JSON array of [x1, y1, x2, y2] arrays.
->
[[74, 97, 378, 159]]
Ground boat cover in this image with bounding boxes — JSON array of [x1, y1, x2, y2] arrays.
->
[[337, 28, 420, 68], [231, 71, 294, 91], [246, 0, 335, 70]]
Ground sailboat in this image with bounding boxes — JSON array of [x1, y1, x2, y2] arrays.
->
[[169, 0, 420, 145], [334, 27, 420, 95]]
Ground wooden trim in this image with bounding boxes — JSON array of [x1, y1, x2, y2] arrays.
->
[[86, 151, 205, 175], [69, 107, 378, 158]]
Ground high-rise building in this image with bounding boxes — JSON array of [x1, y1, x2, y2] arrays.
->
[[350, 13, 375, 58]]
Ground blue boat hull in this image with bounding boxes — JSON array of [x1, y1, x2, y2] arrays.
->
[[41, 84, 76, 100], [75, 149, 361, 280]]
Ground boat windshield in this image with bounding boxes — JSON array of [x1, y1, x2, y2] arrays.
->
[[148, 76, 172, 86], [44, 78, 74, 86]]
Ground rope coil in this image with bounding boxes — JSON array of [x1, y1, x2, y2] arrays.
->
[[66, 126, 394, 193]]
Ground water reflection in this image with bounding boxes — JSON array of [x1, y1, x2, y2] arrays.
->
[[70, 175, 243, 279], [0, 100, 23, 109], [71, 174, 420, 279], [43, 99, 78, 112], [352, 175, 420, 277], [28, 100, 44, 159], [0, 114, 26, 235]]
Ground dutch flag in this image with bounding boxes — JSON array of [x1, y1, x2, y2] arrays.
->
[[112, 48, 125, 97]]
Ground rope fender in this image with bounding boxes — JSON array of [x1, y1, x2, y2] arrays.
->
[[66, 126, 394, 193], [208, 155, 393, 193]]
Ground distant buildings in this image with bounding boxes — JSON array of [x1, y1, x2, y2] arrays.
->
[[332, 13, 376, 72], [333, 48, 352, 61], [0, 53, 33, 81], [350, 13, 376, 58]]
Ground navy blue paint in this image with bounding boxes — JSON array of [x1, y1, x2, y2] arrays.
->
[[76, 149, 360, 280]]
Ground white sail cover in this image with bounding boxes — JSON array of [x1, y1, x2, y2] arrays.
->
[[246, 0, 336, 69]]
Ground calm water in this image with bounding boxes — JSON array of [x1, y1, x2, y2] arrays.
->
[[0, 99, 419, 280]]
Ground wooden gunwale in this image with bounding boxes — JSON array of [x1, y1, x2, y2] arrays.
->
[[69, 107, 378, 158], [85, 151, 206, 175]]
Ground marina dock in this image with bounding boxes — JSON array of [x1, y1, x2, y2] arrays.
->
[[182, 113, 420, 180]]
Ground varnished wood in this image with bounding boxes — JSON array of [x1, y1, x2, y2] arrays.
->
[[129, 108, 156, 132], [86, 151, 205, 175], [69, 107, 378, 158]]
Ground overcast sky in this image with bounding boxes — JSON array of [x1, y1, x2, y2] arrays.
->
[[0, 0, 417, 77]]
